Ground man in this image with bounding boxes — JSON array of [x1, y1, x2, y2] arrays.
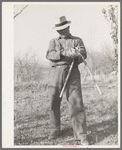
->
[[46, 16, 89, 145]]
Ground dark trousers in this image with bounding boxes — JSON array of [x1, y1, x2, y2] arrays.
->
[[48, 65, 87, 140]]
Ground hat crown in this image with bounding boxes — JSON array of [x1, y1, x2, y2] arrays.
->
[[55, 16, 67, 25], [54, 16, 71, 30]]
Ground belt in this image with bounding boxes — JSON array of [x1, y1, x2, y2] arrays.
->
[[52, 63, 78, 68]]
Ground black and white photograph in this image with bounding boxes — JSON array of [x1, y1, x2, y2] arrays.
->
[[2, 2, 120, 148]]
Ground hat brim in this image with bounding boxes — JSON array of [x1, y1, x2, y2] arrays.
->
[[54, 21, 71, 31]]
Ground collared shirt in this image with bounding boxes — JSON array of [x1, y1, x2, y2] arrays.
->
[[46, 34, 87, 67], [58, 34, 72, 40]]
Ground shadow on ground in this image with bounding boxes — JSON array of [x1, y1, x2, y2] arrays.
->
[[87, 116, 118, 144], [60, 126, 73, 137], [14, 115, 118, 145]]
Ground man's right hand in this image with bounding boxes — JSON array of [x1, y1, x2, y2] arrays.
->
[[60, 47, 79, 58]]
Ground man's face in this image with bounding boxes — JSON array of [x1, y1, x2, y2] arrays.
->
[[57, 26, 70, 37]]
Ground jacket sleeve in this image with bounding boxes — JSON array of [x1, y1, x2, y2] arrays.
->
[[76, 38, 87, 64], [46, 39, 61, 61]]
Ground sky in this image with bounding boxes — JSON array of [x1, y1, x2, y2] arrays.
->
[[14, 3, 114, 65]]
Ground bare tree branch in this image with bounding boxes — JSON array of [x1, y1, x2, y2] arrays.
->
[[14, 5, 28, 19]]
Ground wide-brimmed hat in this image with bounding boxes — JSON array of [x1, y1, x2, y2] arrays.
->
[[54, 16, 71, 31]]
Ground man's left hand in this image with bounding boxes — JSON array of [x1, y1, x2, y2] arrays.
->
[[68, 47, 79, 58]]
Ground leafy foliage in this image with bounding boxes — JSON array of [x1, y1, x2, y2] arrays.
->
[[102, 5, 118, 71]]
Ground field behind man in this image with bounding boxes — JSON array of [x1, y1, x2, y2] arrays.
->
[[14, 61, 118, 146]]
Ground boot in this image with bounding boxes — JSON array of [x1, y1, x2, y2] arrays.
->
[[80, 134, 90, 145]]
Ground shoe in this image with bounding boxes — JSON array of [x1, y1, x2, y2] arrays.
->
[[75, 139, 89, 145], [48, 130, 60, 139], [80, 134, 90, 145], [75, 140, 81, 145], [81, 140, 90, 145]]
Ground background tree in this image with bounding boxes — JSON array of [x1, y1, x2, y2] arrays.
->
[[102, 5, 118, 72]]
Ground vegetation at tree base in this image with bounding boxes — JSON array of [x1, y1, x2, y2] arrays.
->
[[102, 5, 118, 72]]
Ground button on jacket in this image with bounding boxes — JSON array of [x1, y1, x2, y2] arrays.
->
[[46, 34, 87, 66]]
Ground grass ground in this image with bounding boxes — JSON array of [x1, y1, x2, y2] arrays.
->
[[14, 74, 118, 146]]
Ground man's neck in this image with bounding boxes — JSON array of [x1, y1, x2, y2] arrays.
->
[[59, 33, 71, 39]]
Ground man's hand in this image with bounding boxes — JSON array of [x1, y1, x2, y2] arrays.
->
[[60, 48, 65, 56], [75, 46, 85, 54], [60, 47, 79, 58], [75, 46, 86, 59], [68, 48, 79, 58]]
